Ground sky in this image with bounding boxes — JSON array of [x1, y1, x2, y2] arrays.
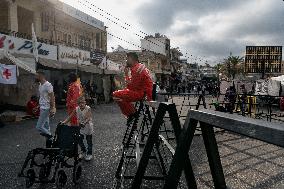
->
[[60, 0, 284, 65]]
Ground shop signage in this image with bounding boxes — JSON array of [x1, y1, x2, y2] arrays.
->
[[0, 34, 57, 60], [99, 57, 122, 72], [90, 50, 105, 64], [58, 3, 105, 31], [58, 45, 90, 65], [107, 60, 122, 72]]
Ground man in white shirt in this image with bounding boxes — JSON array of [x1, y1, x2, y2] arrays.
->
[[35, 70, 56, 139]]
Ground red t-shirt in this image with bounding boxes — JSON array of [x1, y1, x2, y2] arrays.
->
[[66, 82, 82, 109], [27, 100, 40, 117]]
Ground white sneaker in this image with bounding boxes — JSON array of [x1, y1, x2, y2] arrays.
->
[[79, 153, 86, 159], [85, 155, 93, 161]]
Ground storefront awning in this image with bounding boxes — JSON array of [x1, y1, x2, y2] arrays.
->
[[0, 49, 36, 74], [80, 64, 103, 74], [39, 58, 103, 74]]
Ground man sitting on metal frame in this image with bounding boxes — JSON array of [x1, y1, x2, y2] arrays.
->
[[112, 52, 153, 119]]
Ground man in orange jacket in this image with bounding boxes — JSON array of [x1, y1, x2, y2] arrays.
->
[[113, 52, 153, 118]]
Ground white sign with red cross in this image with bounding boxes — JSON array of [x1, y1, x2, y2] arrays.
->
[[0, 64, 17, 84]]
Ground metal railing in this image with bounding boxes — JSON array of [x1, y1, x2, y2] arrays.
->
[[156, 93, 284, 123], [164, 108, 284, 188]]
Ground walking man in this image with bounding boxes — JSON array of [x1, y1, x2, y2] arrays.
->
[[35, 70, 56, 139]]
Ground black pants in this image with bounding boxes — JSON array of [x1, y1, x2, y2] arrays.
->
[[79, 134, 93, 155], [197, 95, 207, 109]]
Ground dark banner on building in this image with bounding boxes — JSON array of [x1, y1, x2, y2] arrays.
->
[[90, 51, 105, 65], [245, 46, 282, 74]]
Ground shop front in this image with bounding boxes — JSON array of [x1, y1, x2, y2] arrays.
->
[[0, 33, 57, 107]]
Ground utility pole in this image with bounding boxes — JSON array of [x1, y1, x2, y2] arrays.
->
[[76, 57, 79, 75]]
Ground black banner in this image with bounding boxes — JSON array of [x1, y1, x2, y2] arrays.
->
[[90, 51, 105, 64]]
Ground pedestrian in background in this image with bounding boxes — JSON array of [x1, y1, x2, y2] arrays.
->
[[66, 73, 82, 126], [35, 71, 56, 140], [240, 85, 247, 116], [156, 85, 168, 102]]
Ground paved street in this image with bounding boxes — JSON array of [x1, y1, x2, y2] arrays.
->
[[0, 102, 284, 189], [0, 104, 125, 189]]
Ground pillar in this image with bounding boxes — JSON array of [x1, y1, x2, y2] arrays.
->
[[8, 1, 18, 32]]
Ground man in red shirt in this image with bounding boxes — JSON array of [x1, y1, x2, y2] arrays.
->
[[113, 52, 153, 118]]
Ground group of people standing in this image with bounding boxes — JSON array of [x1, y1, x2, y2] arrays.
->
[[33, 52, 154, 162], [168, 80, 219, 96], [34, 71, 94, 161]]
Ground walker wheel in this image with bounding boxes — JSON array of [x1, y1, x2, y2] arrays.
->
[[39, 165, 51, 181], [25, 169, 35, 188], [73, 163, 82, 184], [56, 170, 67, 189]]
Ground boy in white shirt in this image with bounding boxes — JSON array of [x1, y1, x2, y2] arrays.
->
[[63, 96, 94, 161]]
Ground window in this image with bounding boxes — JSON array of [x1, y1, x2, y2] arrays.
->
[[96, 33, 100, 49], [17, 6, 33, 35], [63, 34, 67, 43], [68, 34, 72, 45], [41, 11, 49, 32], [56, 32, 61, 42], [165, 44, 169, 51], [74, 34, 77, 45]]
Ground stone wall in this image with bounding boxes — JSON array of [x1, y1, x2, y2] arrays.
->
[[0, 1, 9, 30]]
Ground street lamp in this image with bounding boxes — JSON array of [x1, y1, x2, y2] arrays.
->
[[218, 73, 222, 95]]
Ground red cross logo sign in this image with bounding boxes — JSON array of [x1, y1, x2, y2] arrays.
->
[[0, 64, 16, 84], [3, 69, 12, 79]]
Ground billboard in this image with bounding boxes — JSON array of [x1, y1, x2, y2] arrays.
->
[[245, 46, 282, 73], [0, 33, 57, 60]]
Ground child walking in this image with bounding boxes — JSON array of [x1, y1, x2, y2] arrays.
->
[[63, 96, 94, 161]]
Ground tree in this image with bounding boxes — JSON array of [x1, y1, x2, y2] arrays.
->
[[214, 63, 223, 75], [224, 54, 244, 80]]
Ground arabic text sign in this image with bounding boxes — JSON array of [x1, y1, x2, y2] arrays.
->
[[58, 45, 90, 65]]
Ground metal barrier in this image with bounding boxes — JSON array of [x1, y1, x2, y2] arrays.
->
[[114, 101, 199, 188], [164, 109, 284, 189], [114, 101, 186, 188], [130, 102, 197, 189], [158, 93, 284, 123], [115, 95, 284, 188]]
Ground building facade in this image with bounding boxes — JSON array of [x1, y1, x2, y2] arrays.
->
[[282, 61, 284, 74], [245, 46, 282, 75], [199, 65, 217, 79], [187, 63, 200, 80], [1, 0, 107, 52], [107, 48, 171, 86], [0, 0, 113, 106], [140, 33, 170, 58], [170, 48, 183, 73]]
